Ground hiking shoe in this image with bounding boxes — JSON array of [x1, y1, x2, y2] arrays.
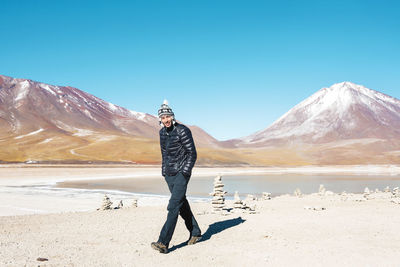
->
[[188, 235, 202, 245], [151, 242, 168, 254]]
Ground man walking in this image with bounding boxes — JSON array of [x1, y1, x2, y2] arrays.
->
[[151, 100, 202, 254]]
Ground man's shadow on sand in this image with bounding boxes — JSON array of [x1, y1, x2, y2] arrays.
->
[[168, 216, 246, 252]]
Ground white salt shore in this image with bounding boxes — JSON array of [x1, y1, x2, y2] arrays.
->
[[1, 165, 400, 266], [1, 165, 400, 216]]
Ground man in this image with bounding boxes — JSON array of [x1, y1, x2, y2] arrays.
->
[[151, 100, 202, 254]]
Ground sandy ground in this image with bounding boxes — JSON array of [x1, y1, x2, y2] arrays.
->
[[1, 165, 400, 266], [1, 194, 400, 267]]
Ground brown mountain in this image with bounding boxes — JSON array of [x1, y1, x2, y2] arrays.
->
[[0, 74, 233, 164], [1, 76, 399, 165]]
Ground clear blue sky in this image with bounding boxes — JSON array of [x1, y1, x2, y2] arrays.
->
[[1, 0, 399, 140]]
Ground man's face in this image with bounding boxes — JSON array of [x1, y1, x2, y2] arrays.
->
[[161, 115, 173, 128]]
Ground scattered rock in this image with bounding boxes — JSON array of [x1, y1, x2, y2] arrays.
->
[[36, 257, 48, 262], [325, 191, 335, 196], [304, 206, 326, 211], [391, 199, 400, 204], [116, 200, 123, 209]]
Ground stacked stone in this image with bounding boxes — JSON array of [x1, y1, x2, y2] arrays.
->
[[117, 200, 124, 209], [384, 186, 390, 193], [294, 188, 302, 197], [318, 184, 326, 196], [233, 191, 244, 209], [393, 187, 400, 197], [262, 192, 271, 200], [210, 175, 227, 212], [340, 191, 348, 201], [247, 204, 257, 214], [245, 194, 256, 202], [364, 187, 371, 199], [131, 198, 138, 208], [100, 194, 113, 210]]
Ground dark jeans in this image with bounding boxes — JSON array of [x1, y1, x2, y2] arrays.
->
[[158, 172, 201, 247]]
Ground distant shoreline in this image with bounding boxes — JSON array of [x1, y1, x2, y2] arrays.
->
[[1, 163, 400, 174], [1, 165, 400, 216]]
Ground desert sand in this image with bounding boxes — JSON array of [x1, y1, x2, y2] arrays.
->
[[1, 165, 400, 266]]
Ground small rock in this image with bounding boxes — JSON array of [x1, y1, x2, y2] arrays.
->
[[391, 199, 400, 204]]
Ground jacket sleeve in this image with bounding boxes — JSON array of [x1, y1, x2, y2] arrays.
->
[[160, 132, 167, 177], [180, 126, 197, 177]]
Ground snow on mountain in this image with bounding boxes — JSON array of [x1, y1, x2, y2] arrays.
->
[[0, 74, 221, 148], [15, 80, 30, 101], [239, 82, 400, 146], [0, 74, 160, 139]]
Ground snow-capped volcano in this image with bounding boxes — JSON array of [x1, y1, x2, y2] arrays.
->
[[239, 82, 400, 146]]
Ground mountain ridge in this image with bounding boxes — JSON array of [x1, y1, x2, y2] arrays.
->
[[1, 74, 399, 165]]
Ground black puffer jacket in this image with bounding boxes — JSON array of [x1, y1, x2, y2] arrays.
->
[[160, 123, 197, 177]]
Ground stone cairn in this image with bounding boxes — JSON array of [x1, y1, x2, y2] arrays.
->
[[232, 191, 257, 213], [363, 187, 371, 199], [210, 175, 227, 212], [391, 187, 400, 204], [243, 195, 257, 213], [262, 192, 272, 200], [245, 194, 256, 202], [340, 191, 348, 201], [393, 187, 400, 197], [100, 194, 113, 210], [294, 188, 302, 197], [318, 184, 326, 196], [233, 191, 244, 209], [131, 198, 138, 208]]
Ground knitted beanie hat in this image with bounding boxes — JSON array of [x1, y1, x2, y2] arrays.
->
[[158, 99, 174, 118]]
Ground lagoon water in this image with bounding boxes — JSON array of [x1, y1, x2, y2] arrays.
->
[[57, 174, 400, 198]]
